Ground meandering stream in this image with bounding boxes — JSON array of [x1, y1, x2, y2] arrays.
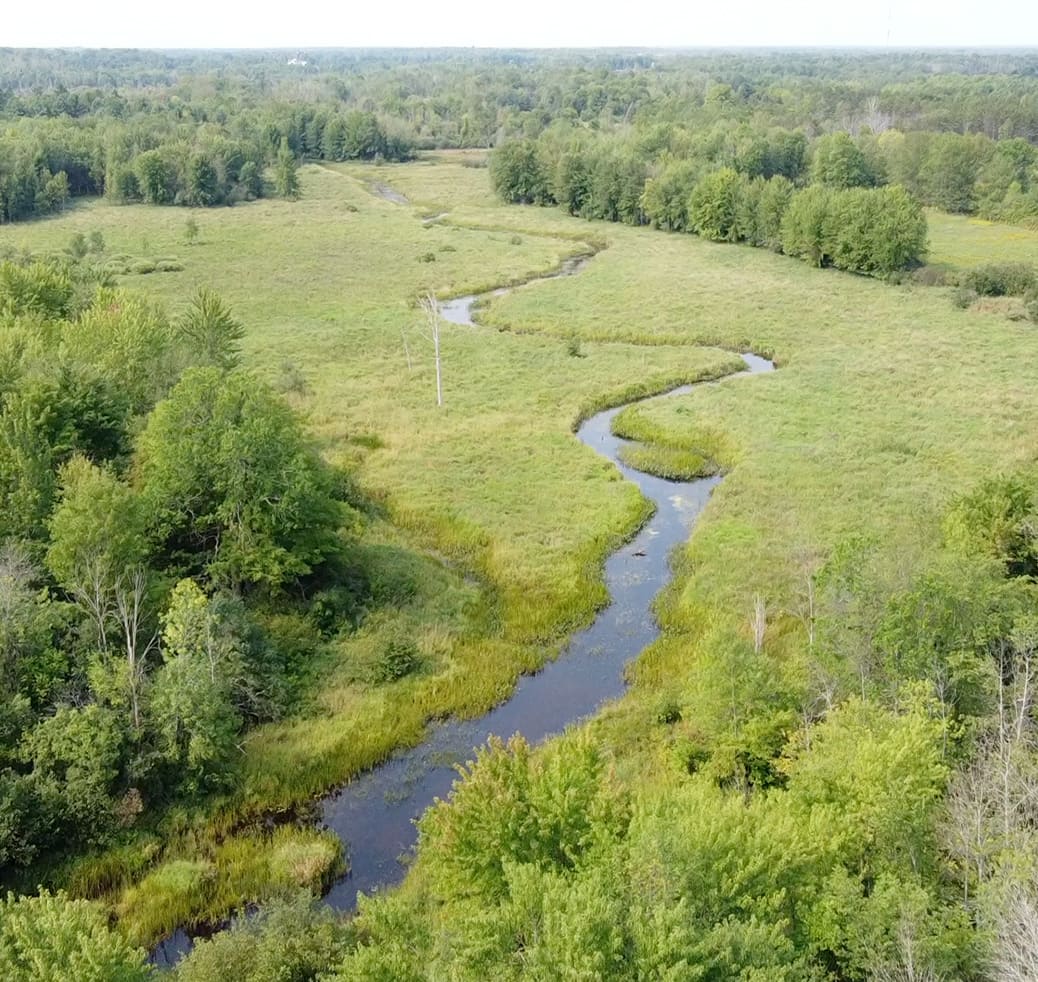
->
[[152, 244, 774, 967]]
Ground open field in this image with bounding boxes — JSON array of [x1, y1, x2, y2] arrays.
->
[[5, 156, 1038, 941], [927, 208, 1038, 271]]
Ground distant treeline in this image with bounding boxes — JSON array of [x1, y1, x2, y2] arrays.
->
[[4, 48, 1038, 225], [5, 48, 1038, 147], [0, 105, 412, 223]]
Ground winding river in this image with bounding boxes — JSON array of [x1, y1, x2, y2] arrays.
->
[[152, 247, 774, 966]]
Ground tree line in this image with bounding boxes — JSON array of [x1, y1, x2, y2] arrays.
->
[[0, 106, 412, 223], [491, 128, 930, 276], [0, 255, 368, 885]]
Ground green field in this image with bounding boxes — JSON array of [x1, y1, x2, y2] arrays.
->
[[5, 156, 1038, 941], [927, 208, 1038, 271]]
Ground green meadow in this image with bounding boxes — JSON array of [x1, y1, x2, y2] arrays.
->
[[5, 155, 1038, 940]]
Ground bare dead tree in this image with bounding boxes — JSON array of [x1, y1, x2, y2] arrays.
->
[[868, 917, 943, 982], [67, 554, 117, 653], [991, 880, 1038, 982], [401, 324, 413, 373], [113, 566, 158, 737], [751, 593, 766, 654], [417, 292, 443, 407], [862, 96, 893, 135], [941, 629, 1038, 908]]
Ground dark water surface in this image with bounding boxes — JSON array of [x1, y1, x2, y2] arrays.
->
[[151, 256, 774, 966]]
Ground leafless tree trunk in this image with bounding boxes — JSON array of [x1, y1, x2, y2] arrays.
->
[[751, 593, 766, 654], [113, 566, 157, 737], [401, 325, 413, 372], [70, 555, 115, 653], [418, 292, 443, 407], [941, 631, 1038, 910], [869, 916, 943, 981], [991, 879, 1038, 982]]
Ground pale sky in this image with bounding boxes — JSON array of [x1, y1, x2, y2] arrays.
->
[[2, 0, 1037, 50]]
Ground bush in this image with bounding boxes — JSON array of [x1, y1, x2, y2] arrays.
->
[[912, 265, 947, 287], [961, 262, 1036, 297], [0, 890, 150, 981], [275, 360, 310, 395], [156, 260, 185, 273], [67, 232, 88, 259], [417, 252, 436, 263], [952, 286, 979, 309], [370, 636, 421, 683], [128, 259, 156, 275]]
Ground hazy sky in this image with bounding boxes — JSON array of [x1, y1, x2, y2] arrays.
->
[[4, 0, 1038, 49]]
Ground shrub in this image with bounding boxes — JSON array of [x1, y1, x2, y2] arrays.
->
[[417, 252, 436, 263], [0, 890, 150, 981], [912, 265, 947, 287], [156, 260, 185, 273], [275, 360, 309, 395], [370, 636, 421, 683], [67, 232, 89, 259], [961, 262, 1036, 297], [128, 259, 156, 275], [952, 286, 978, 309]]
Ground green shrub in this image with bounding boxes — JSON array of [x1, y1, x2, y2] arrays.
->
[[912, 265, 947, 287], [952, 286, 978, 309], [0, 890, 150, 981], [155, 260, 184, 273], [961, 262, 1036, 297], [66, 232, 88, 259], [173, 892, 350, 982], [417, 252, 436, 263], [369, 636, 421, 683], [275, 360, 309, 395], [128, 259, 156, 275]]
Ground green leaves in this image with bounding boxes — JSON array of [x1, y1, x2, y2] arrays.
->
[[418, 734, 628, 904], [0, 890, 151, 982], [175, 289, 245, 372], [136, 367, 340, 592]]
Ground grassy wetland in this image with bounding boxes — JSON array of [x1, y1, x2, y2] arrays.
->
[[6, 150, 1038, 973], [0, 158, 748, 939]]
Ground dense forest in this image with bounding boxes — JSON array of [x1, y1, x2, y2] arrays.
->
[[4, 48, 1038, 224], [2, 45, 1038, 982]]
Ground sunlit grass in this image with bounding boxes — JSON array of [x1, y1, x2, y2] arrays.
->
[[926, 209, 1038, 271]]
